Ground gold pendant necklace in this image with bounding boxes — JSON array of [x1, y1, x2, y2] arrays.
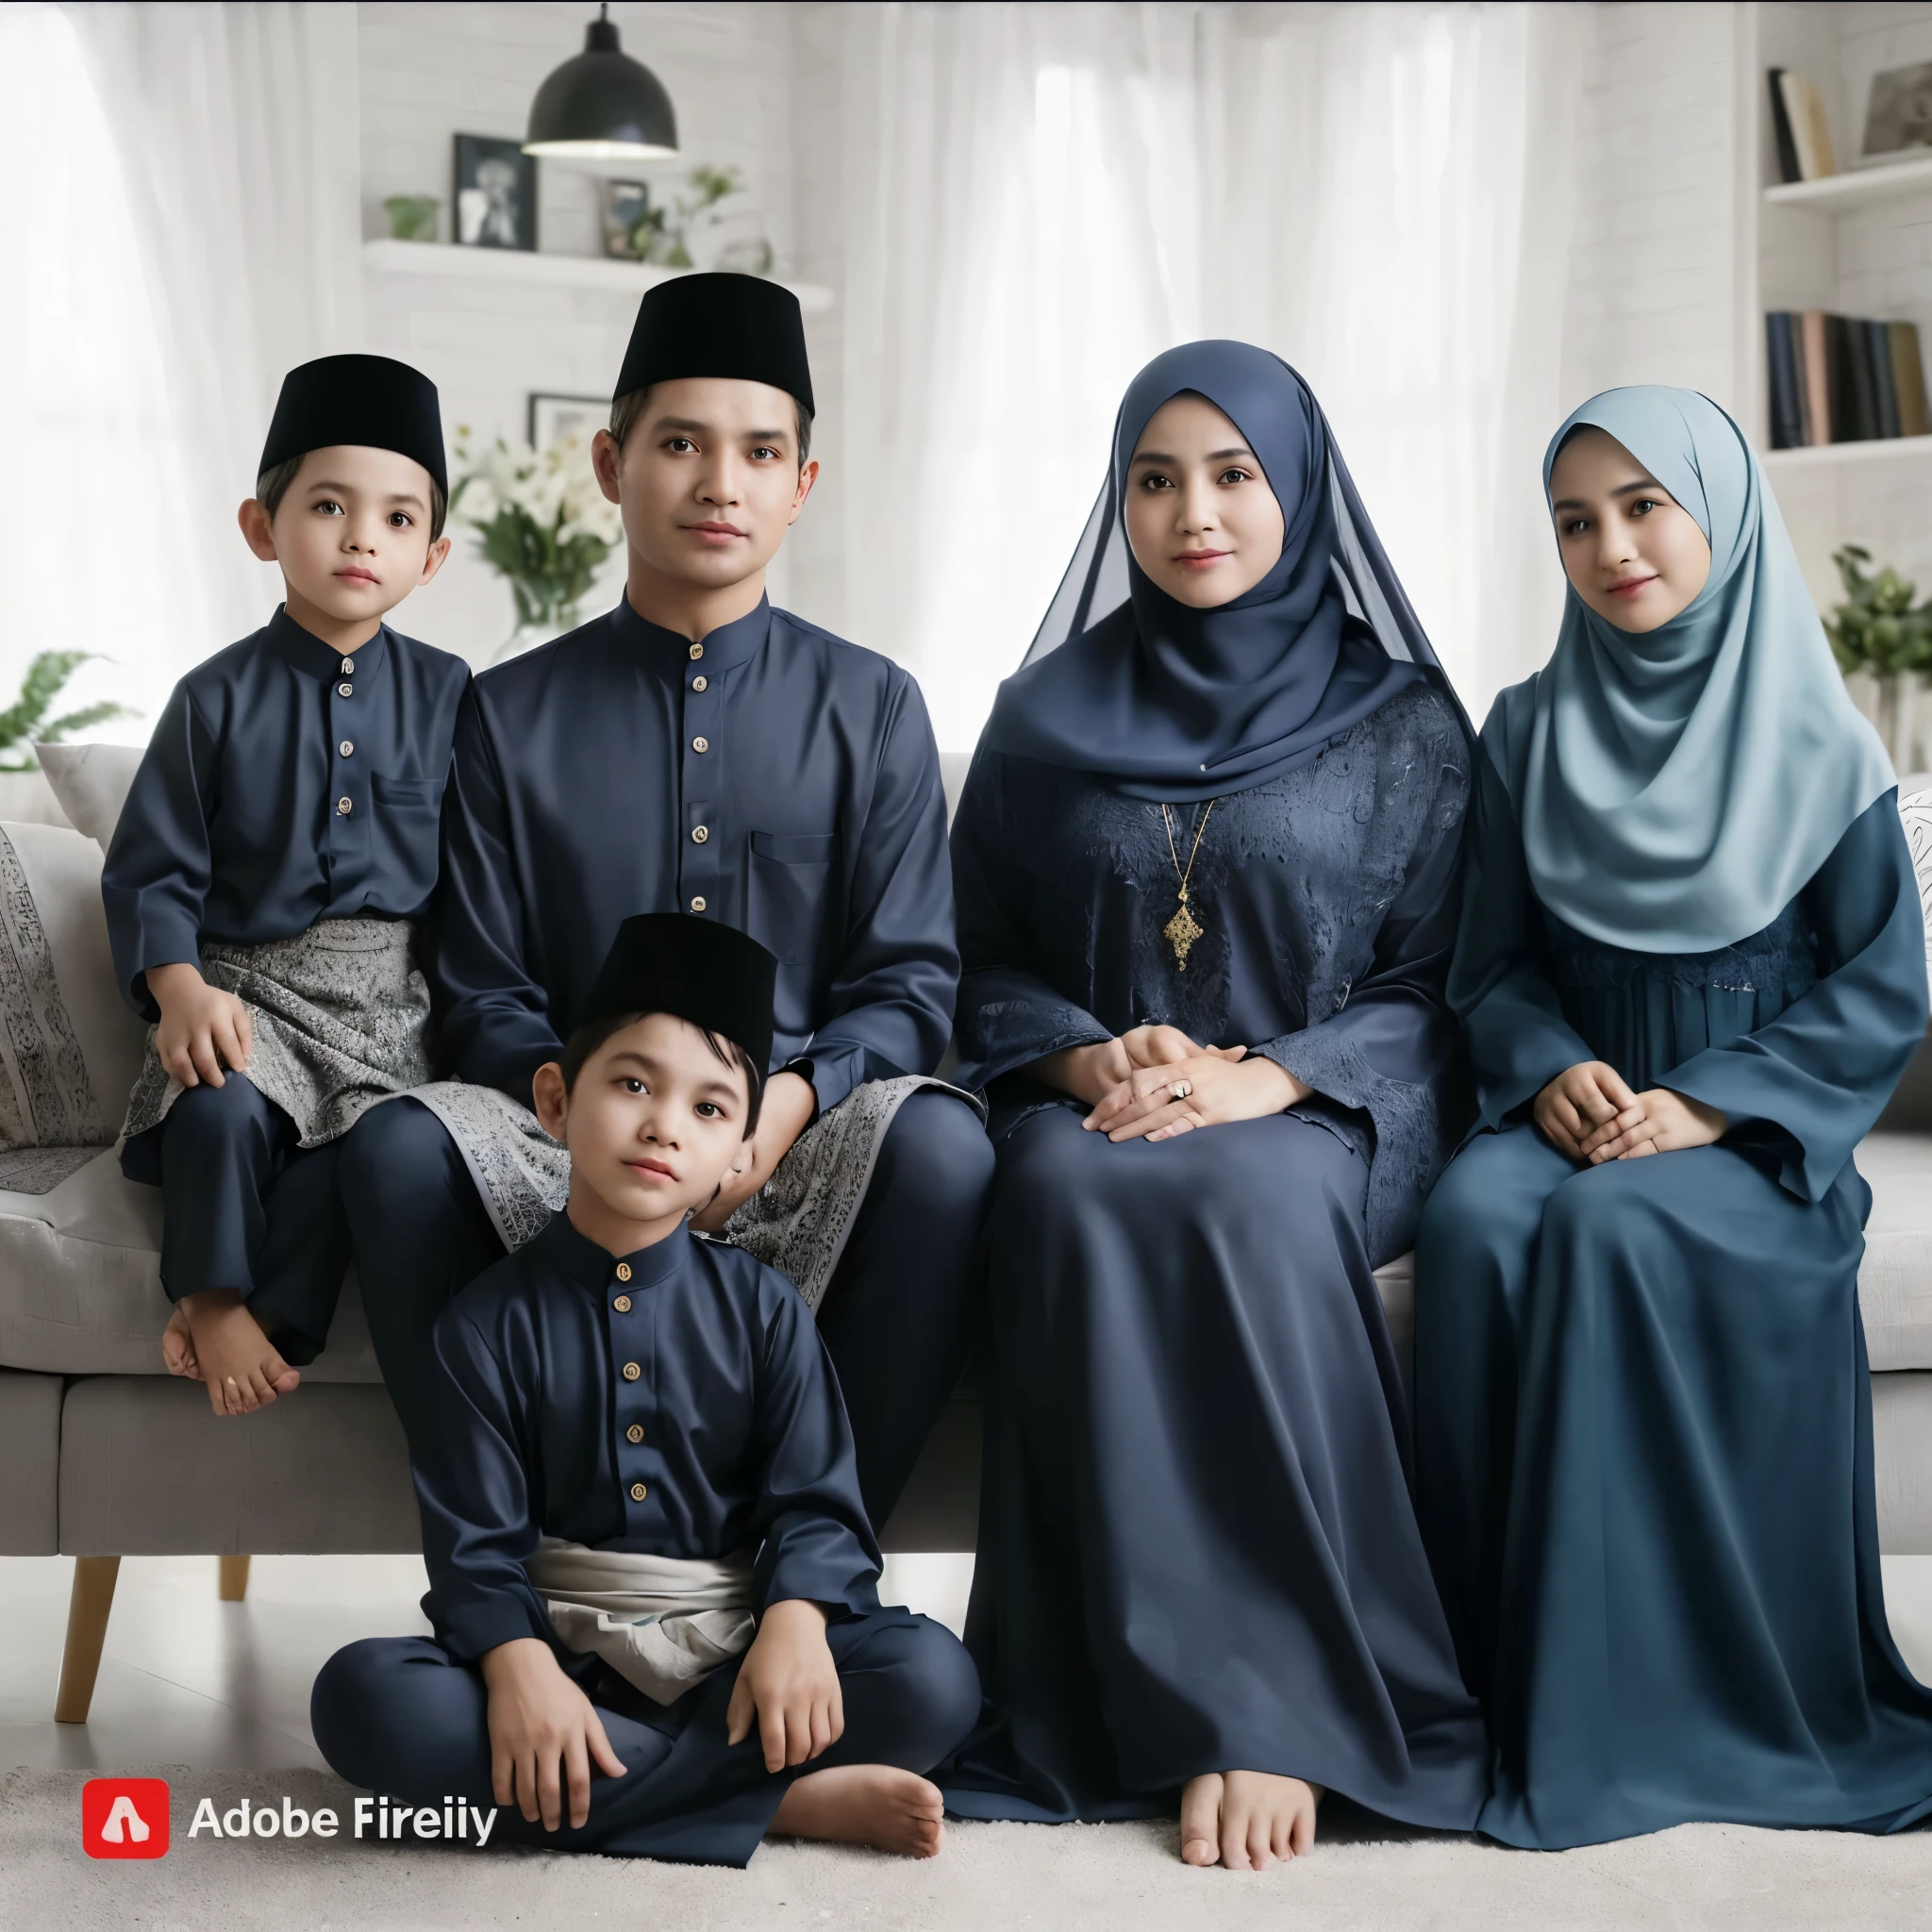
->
[[1159, 799, 1216, 971]]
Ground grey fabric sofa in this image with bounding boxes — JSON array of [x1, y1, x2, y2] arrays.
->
[[5, 764, 1930, 1724]]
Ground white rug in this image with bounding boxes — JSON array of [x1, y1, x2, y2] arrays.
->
[[7, 1767, 1931, 1931]]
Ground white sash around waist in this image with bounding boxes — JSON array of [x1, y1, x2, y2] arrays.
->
[[525, 1537, 758, 1707]]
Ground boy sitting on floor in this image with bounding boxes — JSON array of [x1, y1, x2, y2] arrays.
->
[[311, 914, 979, 1865], [103, 354, 468, 1414]]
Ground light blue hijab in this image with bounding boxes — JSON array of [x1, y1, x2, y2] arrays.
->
[[1490, 385, 1894, 954]]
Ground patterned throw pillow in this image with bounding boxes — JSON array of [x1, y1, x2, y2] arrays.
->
[[0, 821, 146, 1185], [1905, 787, 1932, 986]]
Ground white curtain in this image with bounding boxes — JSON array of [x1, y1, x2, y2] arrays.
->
[[823, 1, 1584, 747], [0, 3, 361, 734]]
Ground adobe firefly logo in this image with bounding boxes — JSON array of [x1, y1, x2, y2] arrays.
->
[[82, 1778, 171, 1858]]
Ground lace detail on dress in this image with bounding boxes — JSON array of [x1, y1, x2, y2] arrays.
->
[[1541, 899, 1821, 1003]]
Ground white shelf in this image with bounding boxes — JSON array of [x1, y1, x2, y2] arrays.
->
[[1761, 433, 1932, 470], [1763, 153, 1932, 212], [362, 239, 833, 312]]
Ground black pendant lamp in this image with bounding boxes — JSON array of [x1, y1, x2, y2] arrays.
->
[[524, 4, 678, 161]]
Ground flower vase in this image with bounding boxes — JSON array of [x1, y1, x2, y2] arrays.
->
[[492, 602, 578, 665]]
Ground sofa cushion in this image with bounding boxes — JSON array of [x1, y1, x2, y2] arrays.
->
[[0, 1147, 382, 1382], [1858, 1131, 1932, 1372], [35, 742, 143, 852], [0, 822, 146, 1148]]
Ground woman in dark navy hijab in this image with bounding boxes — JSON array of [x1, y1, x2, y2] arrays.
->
[[941, 342, 1487, 1863]]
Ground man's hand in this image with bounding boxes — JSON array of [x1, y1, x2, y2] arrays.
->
[[480, 1637, 627, 1832], [147, 962, 252, 1089], [1532, 1061, 1640, 1161], [1578, 1088, 1727, 1163], [691, 1070, 816, 1232], [725, 1598, 842, 1773], [1083, 1049, 1306, 1142]]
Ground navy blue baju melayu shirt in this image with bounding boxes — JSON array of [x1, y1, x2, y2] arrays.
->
[[103, 607, 471, 1018], [433, 596, 957, 1111], [414, 1215, 881, 1663]]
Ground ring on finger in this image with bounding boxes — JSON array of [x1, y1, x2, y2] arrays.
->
[[1169, 1079, 1192, 1100]]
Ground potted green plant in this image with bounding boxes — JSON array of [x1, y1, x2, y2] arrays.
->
[[1826, 545, 1932, 774]]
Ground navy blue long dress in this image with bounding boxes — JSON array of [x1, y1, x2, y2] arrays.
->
[[940, 680, 1489, 1829], [1413, 752, 1932, 1847]]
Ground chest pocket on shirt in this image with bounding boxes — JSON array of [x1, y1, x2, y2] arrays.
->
[[369, 773, 445, 908], [746, 831, 840, 1033]]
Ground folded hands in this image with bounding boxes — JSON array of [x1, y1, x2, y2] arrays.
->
[[1533, 1060, 1728, 1163], [1034, 1024, 1308, 1143]]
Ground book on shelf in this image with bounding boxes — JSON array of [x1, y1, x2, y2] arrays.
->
[[1764, 310, 1930, 447], [1770, 69, 1839, 181], [1768, 68, 1802, 184]]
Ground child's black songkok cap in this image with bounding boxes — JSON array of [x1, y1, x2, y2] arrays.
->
[[613, 272, 814, 417], [258, 354, 448, 495], [579, 913, 776, 1076]]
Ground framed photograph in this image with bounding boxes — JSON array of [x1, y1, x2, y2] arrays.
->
[[1862, 62, 1932, 160], [602, 179, 649, 260], [454, 133, 536, 251], [528, 393, 608, 455]]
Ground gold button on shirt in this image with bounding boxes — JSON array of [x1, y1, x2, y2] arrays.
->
[[612, 1294, 631, 1313], [626, 1424, 644, 1444], [689, 642, 704, 660], [623, 1361, 641, 1381], [630, 1483, 648, 1503], [691, 675, 708, 692], [616, 1262, 632, 1282], [691, 736, 708, 754]]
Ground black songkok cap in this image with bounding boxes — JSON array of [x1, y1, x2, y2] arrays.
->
[[613, 273, 814, 418], [577, 913, 776, 1077], [258, 354, 447, 496]]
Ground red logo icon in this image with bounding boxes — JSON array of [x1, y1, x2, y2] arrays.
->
[[82, 1778, 170, 1858]]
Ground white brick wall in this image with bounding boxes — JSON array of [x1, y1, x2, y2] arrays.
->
[[1560, 3, 1747, 418]]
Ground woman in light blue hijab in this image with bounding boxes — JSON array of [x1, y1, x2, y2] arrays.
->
[[1412, 385, 1932, 1847]]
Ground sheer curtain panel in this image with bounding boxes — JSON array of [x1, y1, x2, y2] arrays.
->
[[818, 1, 1584, 747], [30, 3, 364, 720]]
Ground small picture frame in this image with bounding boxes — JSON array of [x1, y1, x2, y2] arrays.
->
[[602, 179, 650, 260], [454, 133, 537, 251], [528, 393, 608, 455], [1862, 61, 1932, 160]]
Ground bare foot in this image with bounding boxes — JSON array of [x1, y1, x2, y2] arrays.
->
[[1180, 1770, 1323, 1870], [768, 1764, 946, 1858], [178, 1290, 301, 1417], [161, 1304, 203, 1380]]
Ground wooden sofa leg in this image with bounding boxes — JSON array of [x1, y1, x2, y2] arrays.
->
[[54, 1556, 121, 1724], [218, 1555, 251, 1602]]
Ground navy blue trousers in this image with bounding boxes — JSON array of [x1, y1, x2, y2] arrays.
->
[[310, 1607, 980, 1865], [337, 1091, 993, 1527], [122, 1077, 350, 1365]]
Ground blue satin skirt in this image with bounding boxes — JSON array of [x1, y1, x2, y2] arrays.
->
[[1415, 1125, 1932, 1847]]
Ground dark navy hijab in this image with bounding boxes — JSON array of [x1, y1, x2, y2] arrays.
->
[[980, 341, 1453, 802]]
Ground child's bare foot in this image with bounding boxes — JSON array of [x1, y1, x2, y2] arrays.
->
[[1180, 1770, 1322, 1870], [161, 1304, 203, 1380], [768, 1764, 946, 1858], [178, 1290, 301, 1417]]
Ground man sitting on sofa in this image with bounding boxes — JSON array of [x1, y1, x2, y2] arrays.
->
[[337, 274, 991, 1534]]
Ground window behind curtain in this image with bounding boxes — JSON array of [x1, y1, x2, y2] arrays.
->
[[0, 3, 216, 741]]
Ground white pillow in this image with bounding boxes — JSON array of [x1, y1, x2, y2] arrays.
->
[[35, 742, 145, 852], [0, 821, 146, 1147]]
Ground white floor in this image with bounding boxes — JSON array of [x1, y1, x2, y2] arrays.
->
[[4, 1552, 1931, 1771], [0, 1551, 976, 1770]]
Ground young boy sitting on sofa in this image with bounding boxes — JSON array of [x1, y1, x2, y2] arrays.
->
[[101, 355, 469, 1414], [310, 914, 979, 1864]]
